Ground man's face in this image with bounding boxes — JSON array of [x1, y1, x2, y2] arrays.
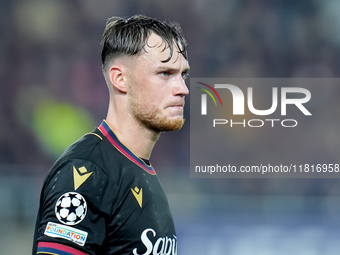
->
[[126, 33, 190, 132]]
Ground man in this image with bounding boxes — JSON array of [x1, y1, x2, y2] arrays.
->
[[32, 14, 189, 255]]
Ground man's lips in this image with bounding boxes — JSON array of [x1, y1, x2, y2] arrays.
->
[[166, 103, 185, 116], [168, 101, 185, 108]]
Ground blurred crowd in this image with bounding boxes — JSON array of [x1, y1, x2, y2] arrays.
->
[[1, 0, 340, 198]]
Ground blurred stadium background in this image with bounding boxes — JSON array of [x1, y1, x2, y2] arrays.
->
[[2, 0, 340, 254]]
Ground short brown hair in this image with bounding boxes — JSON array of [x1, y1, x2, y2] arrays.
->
[[101, 14, 188, 69]]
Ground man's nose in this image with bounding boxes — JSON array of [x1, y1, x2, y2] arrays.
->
[[173, 75, 189, 96]]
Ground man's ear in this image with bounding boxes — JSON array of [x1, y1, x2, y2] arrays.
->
[[108, 64, 127, 93]]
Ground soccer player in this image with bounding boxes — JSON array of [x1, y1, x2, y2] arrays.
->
[[32, 14, 189, 255]]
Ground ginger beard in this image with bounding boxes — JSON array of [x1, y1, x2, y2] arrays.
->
[[124, 34, 188, 133], [128, 90, 185, 133]]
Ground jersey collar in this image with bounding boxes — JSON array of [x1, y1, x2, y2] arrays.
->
[[98, 120, 156, 175]]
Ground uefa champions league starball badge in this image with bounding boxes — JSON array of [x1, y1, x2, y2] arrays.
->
[[55, 192, 87, 225]]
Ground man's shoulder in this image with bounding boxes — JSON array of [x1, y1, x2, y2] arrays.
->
[[59, 130, 105, 161], [40, 129, 123, 202], [48, 129, 128, 180], [54, 129, 120, 166]]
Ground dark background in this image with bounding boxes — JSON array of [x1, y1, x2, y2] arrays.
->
[[1, 0, 340, 254]]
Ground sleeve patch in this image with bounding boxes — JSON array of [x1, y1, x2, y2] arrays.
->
[[55, 192, 87, 226], [44, 222, 88, 247]]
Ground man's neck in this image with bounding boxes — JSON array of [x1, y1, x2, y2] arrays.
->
[[105, 115, 160, 160]]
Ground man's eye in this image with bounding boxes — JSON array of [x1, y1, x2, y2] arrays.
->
[[161, 72, 170, 77], [182, 72, 189, 80]]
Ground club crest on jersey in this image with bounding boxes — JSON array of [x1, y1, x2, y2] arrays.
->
[[55, 192, 87, 226]]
